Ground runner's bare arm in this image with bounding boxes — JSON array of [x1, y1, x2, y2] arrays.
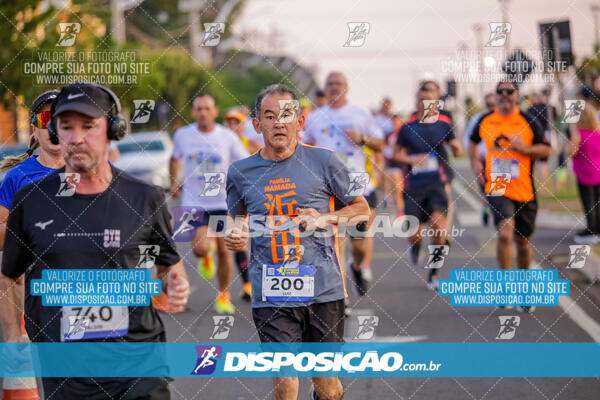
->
[[508, 136, 551, 158], [565, 129, 581, 158], [392, 145, 427, 166], [0, 272, 25, 341], [0, 205, 8, 251], [344, 129, 385, 151], [156, 260, 190, 312], [169, 157, 181, 198], [448, 139, 463, 157], [325, 195, 370, 227], [468, 141, 485, 185]]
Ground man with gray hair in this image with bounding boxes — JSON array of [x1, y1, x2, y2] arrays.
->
[[225, 84, 369, 400]]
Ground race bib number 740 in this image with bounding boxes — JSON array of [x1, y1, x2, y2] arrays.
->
[[60, 305, 129, 341]]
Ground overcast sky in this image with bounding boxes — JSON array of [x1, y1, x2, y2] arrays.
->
[[235, 0, 599, 112]]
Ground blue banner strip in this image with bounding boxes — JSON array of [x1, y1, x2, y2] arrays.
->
[[1, 342, 600, 378]]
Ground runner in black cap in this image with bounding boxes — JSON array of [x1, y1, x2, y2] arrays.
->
[[0, 82, 190, 399]]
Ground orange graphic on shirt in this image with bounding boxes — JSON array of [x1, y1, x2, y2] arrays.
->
[[264, 180, 302, 264]]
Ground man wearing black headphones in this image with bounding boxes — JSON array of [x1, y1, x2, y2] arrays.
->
[[0, 82, 190, 399]]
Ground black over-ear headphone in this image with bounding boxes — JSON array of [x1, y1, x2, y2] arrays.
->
[[47, 83, 128, 145]]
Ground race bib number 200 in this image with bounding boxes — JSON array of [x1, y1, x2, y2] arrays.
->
[[60, 306, 129, 341], [262, 264, 314, 302]]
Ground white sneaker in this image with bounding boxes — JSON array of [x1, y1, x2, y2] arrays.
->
[[426, 279, 438, 291], [574, 233, 600, 245], [362, 267, 373, 282]]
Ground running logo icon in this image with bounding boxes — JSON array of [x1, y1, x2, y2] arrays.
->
[[487, 173, 511, 196], [130, 100, 155, 124], [426, 245, 449, 269], [277, 99, 299, 124], [354, 315, 379, 339], [566, 245, 590, 269], [56, 23, 80, 46], [202, 173, 225, 197], [562, 100, 585, 123], [56, 173, 80, 197], [191, 345, 222, 375], [209, 316, 234, 340], [496, 316, 520, 340], [63, 316, 89, 340], [485, 22, 511, 47], [136, 245, 160, 268], [344, 22, 370, 47], [420, 100, 444, 123], [201, 23, 225, 46], [346, 172, 370, 196], [171, 206, 203, 241], [280, 245, 304, 267]]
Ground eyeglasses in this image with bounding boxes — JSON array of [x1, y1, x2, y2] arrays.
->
[[496, 88, 515, 96], [31, 110, 51, 129]]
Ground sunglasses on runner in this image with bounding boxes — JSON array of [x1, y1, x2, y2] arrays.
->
[[31, 110, 51, 129], [496, 88, 516, 96]]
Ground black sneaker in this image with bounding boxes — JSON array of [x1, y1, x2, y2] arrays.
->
[[517, 305, 536, 313], [351, 264, 368, 296], [409, 242, 421, 265]]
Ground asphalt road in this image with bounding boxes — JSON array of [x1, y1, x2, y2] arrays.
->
[[162, 162, 600, 399]]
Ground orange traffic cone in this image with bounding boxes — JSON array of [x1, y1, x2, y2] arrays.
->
[[2, 315, 39, 399]]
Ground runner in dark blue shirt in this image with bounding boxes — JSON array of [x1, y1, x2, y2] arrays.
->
[[394, 87, 462, 290]]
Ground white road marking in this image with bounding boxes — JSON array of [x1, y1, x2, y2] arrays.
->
[[344, 310, 427, 342], [532, 262, 600, 342], [452, 180, 483, 213], [345, 335, 428, 342], [456, 211, 482, 227]]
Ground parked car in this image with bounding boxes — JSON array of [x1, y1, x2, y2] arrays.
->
[[112, 131, 173, 190], [0, 143, 29, 183]]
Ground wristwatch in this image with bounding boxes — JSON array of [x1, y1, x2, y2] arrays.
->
[[360, 135, 367, 146]]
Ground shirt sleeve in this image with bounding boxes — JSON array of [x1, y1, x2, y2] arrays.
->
[[243, 120, 264, 145], [470, 116, 483, 144], [230, 132, 250, 162], [396, 125, 408, 148], [1, 189, 32, 278], [0, 172, 16, 209], [444, 122, 456, 142], [302, 114, 315, 144], [362, 110, 384, 139], [171, 129, 184, 160], [149, 190, 181, 267], [326, 152, 355, 204], [463, 113, 481, 149], [526, 113, 550, 145], [226, 164, 247, 216]]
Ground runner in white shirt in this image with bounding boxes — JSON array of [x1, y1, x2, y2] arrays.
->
[[303, 71, 385, 297], [169, 94, 249, 314]]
